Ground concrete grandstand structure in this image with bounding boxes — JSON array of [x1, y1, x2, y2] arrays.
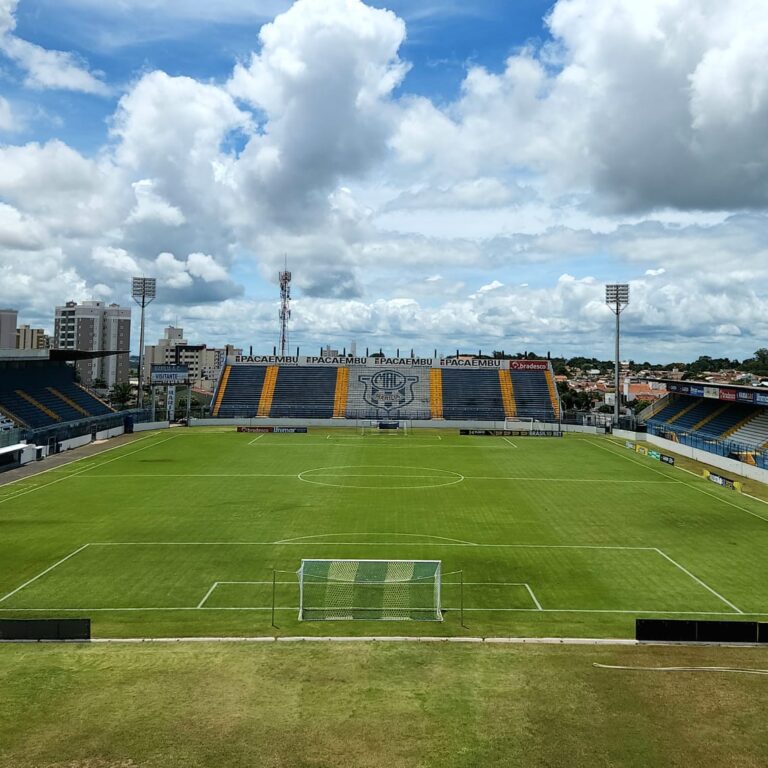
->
[[641, 378, 768, 468], [210, 355, 561, 423]]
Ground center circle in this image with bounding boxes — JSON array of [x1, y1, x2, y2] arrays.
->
[[297, 465, 464, 490]]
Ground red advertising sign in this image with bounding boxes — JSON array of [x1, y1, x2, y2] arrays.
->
[[718, 388, 737, 401], [509, 360, 549, 371]]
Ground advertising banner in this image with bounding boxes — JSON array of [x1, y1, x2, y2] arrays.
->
[[703, 470, 741, 492], [688, 385, 705, 397], [635, 446, 648, 455], [150, 364, 189, 385], [661, 454, 675, 465], [719, 388, 737, 402], [648, 450, 661, 461], [508, 360, 549, 371], [736, 390, 756, 404], [459, 429, 562, 437], [236, 426, 308, 434], [624, 441, 635, 450], [703, 386, 720, 399], [165, 386, 176, 421], [756, 392, 768, 406]]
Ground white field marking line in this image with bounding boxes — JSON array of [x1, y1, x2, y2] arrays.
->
[[0, 434, 178, 506], [274, 532, 478, 545], [653, 548, 742, 614], [297, 464, 465, 490], [594, 664, 768, 675], [0, 432, 159, 491], [199, 579, 280, 607], [4, 607, 768, 617], [0, 544, 91, 604], [502, 437, 518, 449], [248, 434, 265, 445], [64, 474, 675, 484], [0, 434, 166, 504], [525, 583, 543, 611], [88, 541, 658, 551], [587, 438, 768, 524], [197, 583, 219, 608]]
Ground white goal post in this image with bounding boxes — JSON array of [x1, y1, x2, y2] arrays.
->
[[297, 559, 442, 621], [357, 419, 411, 435], [505, 417, 534, 431]]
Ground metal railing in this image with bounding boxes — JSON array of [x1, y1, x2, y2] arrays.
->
[[646, 421, 768, 469]]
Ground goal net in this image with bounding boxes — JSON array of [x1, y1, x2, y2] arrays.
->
[[358, 419, 410, 435], [505, 417, 534, 431], [297, 559, 442, 621]]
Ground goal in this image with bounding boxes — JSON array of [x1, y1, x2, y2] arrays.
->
[[358, 419, 410, 435], [297, 559, 442, 621], [505, 417, 534, 431]]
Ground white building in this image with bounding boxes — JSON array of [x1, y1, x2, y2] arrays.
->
[[54, 301, 131, 387], [0, 309, 18, 349], [143, 327, 241, 391]]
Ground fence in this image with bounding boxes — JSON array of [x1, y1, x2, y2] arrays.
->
[[645, 421, 768, 470]]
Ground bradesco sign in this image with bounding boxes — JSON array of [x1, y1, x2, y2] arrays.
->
[[509, 360, 549, 371]]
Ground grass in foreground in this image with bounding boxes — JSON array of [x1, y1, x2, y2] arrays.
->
[[1, 642, 767, 768], [1, 428, 768, 638]]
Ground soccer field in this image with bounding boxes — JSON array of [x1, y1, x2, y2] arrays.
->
[[1, 428, 767, 639]]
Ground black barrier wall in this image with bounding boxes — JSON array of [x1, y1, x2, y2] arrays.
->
[[637, 619, 766, 643], [0, 619, 91, 641]]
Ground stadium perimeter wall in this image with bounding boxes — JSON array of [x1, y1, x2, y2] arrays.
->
[[613, 429, 768, 484], [190, 417, 601, 434]]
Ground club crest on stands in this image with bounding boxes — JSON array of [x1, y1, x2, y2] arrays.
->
[[359, 368, 418, 411]]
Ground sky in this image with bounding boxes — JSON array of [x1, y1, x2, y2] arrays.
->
[[1, 0, 767, 362]]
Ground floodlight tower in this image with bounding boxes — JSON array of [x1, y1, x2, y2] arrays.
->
[[605, 283, 630, 425], [279, 260, 291, 357], [131, 277, 157, 409]]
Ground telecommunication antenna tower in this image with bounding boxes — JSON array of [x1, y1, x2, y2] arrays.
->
[[279, 259, 291, 356]]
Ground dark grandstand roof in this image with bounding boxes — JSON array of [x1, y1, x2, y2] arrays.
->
[[643, 377, 768, 394], [0, 349, 122, 363]]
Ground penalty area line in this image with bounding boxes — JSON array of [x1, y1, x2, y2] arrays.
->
[[0, 544, 91, 604]]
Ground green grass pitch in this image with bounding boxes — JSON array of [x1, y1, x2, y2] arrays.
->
[[1, 427, 767, 639]]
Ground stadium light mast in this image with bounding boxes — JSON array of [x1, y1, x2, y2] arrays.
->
[[279, 259, 291, 357], [131, 277, 157, 409], [605, 283, 629, 425]]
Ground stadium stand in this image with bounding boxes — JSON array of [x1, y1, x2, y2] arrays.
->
[[0, 361, 113, 429], [509, 368, 557, 420], [211, 359, 561, 423], [214, 365, 266, 418], [441, 369, 505, 421], [269, 366, 337, 418], [725, 411, 768, 448], [345, 364, 432, 420]]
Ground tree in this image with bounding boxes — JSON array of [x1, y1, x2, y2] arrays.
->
[[110, 382, 133, 410]]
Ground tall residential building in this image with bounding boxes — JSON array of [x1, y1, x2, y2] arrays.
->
[[16, 325, 51, 350], [0, 309, 18, 349], [143, 327, 241, 391], [54, 301, 131, 387]]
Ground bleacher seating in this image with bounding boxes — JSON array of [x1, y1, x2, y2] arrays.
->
[[647, 396, 692, 424], [216, 366, 266, 418], [725, 411, 768, 449], [441, 369, 505, 421], [666, 399, 722, 431], [0, 362, 114, 429], [270, 367, 336, 418], [696, 404, 757, 438], [509, 369, 556, 420], [345, 365, 431, 420]]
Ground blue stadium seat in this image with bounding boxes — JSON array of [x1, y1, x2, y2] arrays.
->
[[509, 370, 556, 420], [217, 366, 267, 418], [270, 367, 336, 418], [441, 370, 505, 421]]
